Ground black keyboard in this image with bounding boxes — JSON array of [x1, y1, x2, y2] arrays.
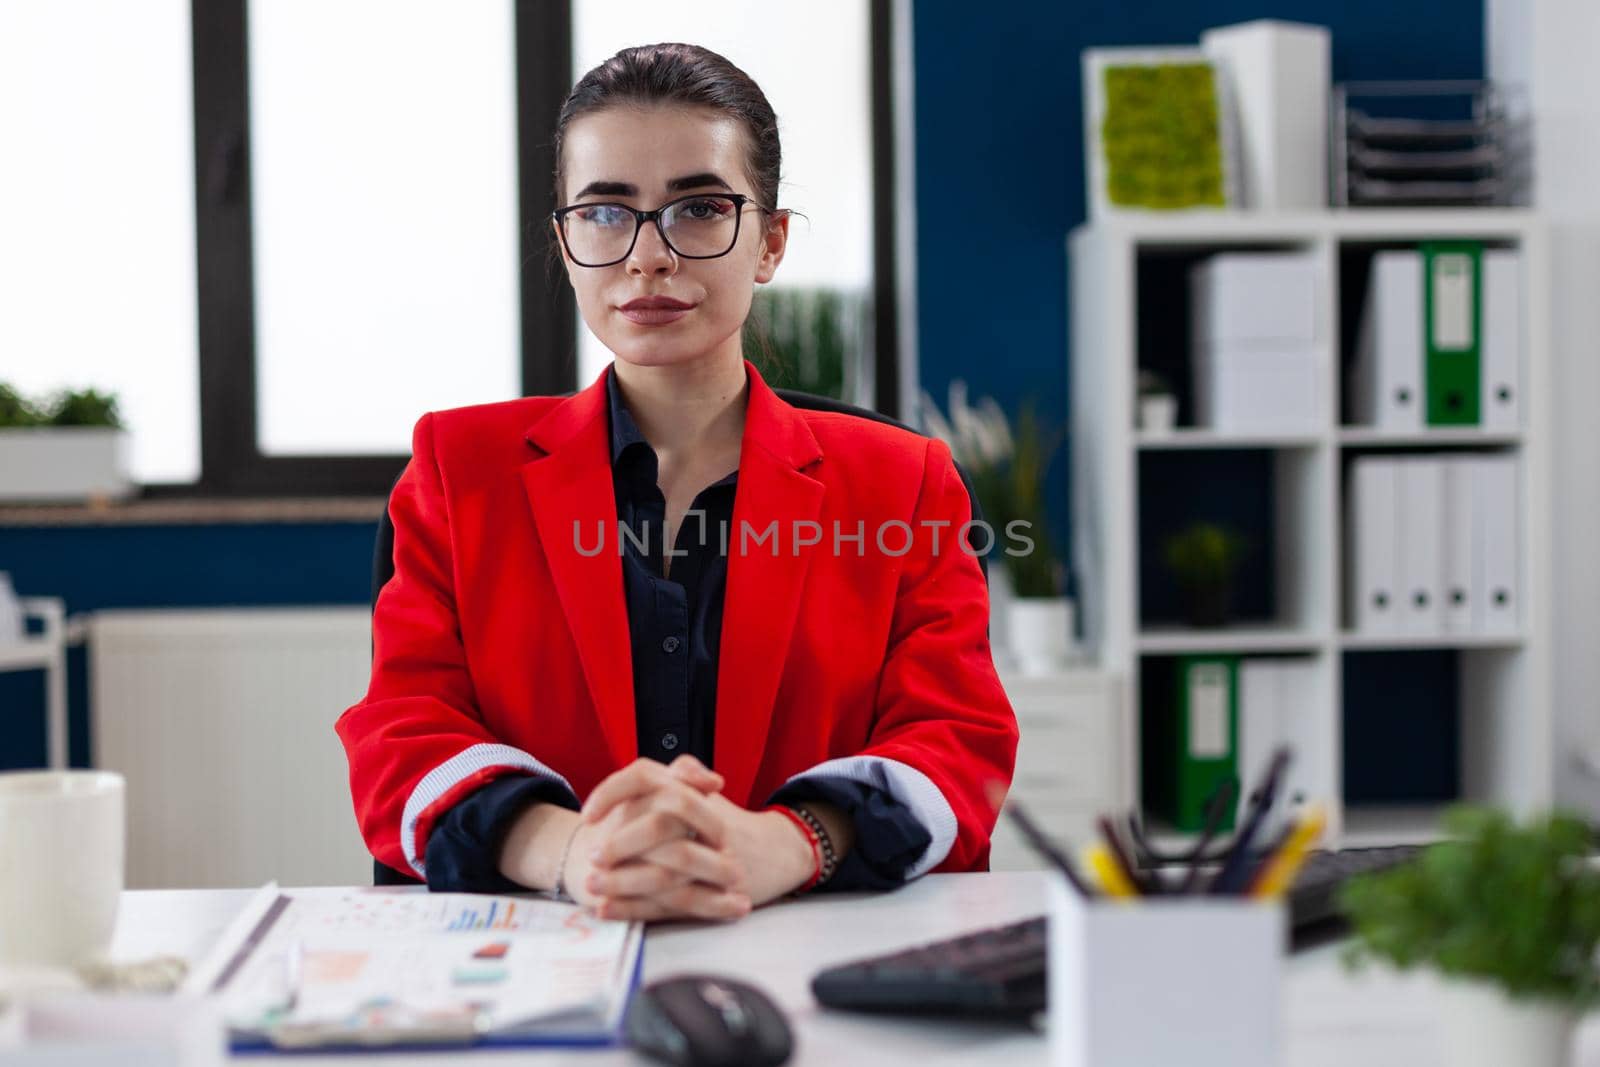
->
[[811, 844, 1422, 1018]]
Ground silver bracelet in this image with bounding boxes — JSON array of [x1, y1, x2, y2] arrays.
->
[[553, 820, 583, 901]]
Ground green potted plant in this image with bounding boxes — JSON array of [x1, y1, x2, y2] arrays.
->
[[747, 286, 865, 402], [0, 383, 133, 502], [1340, 806, 1600, 1067], [921, 382, 1069, 673], [1162, 521, 1247, 627]]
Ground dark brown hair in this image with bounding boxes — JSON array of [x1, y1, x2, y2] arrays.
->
[[553, 42, 782, 211], [551, 42, 798, 378]]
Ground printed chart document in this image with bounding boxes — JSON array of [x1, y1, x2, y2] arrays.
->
[[184, 885, 644, 1051]]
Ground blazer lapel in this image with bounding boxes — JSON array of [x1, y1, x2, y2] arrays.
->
[[520, 359, 826, 804], [714, 362, 825, 805], [522, 372, 638, 773]]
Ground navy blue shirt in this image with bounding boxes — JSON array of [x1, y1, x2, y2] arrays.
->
[[422, 370, 932, 894]]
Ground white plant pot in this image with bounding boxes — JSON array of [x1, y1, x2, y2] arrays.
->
[[1139, 394, 1178, 435], [0, 428, 134, 503], [1006, 596, 1074, 675], [1435, 977, 1577, 1067]]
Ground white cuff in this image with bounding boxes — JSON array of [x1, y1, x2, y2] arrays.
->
[[781, 755, 957, 879], [400, 743, 575, 878]]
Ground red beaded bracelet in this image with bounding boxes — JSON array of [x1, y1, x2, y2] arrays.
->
[[766, 804, 824, 892]]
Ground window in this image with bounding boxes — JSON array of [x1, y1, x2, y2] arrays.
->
[[0, 0, 200, 484], [2, 2, 904, 496], [189, 0, 573, 494], [247, 0, 521, 457], [570, 3, 891, 407]]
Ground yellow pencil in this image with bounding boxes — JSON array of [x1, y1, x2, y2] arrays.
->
[[1083, 843, 1141, 899], [1248, 804, 1328, 899]]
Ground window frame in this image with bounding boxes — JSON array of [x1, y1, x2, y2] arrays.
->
[[159, 0, 900, 497]]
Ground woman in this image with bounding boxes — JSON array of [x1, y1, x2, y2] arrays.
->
[[336, 42, 1017, 923]]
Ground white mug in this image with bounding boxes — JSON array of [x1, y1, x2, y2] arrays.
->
[[0, 771, 125, 969]]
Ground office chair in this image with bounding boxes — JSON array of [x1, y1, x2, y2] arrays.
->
[[368, 388, 987, 886]]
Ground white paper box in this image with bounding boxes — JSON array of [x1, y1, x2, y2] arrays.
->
[[0, 428, 134, 502], [1191, 253, 1320, 346], [1048, 874, 1283, 1067], [1193, 345, 1322, 431], [1201, 20, 1331, 210]]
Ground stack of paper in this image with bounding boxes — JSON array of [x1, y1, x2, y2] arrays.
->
[[184, 885, 644, 1052], [1345, 454, 1518, 637], [1189, 252, 1323, 432]]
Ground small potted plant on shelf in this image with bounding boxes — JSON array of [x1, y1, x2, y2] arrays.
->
[[920, 381, 1070, 674], [1162, 521, 1247, 627], [1136, 369, 1178, 435], [1339, 806, 1600, 1067], [0, 383, 134, 503]]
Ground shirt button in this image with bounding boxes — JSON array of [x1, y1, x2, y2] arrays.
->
[[661, 732, 679, 751], [661, 636, 681, 653]]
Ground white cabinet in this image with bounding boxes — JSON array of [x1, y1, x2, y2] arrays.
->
[[989, 669, 1125, 871]]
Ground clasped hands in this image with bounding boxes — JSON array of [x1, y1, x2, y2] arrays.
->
[[502, 755, 817, 923]]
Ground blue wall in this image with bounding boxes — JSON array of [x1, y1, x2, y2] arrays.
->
[[0, 523, 376, 768], [912, 1, 1486, 591]]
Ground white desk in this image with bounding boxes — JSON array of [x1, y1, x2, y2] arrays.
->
[[110, 872, 1600, 1066]]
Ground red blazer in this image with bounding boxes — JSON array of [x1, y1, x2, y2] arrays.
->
[[337, 359, 1018, 881]]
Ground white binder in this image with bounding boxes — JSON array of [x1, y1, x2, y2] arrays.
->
[[1276, 658, 1326, 812], [1398, 457, 1443, 635], [1239, 658, 1325, 820], [1440, 457, 1478, 634], [1348, 458, 1401, 633], [1475, 455, 1520, 634], [1350, 252, 1423, 430], [1481, 250, 1522, 431], [1238, 659, 1279, 800]]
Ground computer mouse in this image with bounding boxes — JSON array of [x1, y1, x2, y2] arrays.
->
[[624, 973, 794, 1067]]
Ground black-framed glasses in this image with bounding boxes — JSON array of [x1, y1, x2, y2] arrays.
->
[[551, 192, 774, 268]]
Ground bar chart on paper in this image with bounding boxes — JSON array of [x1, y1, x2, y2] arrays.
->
[[301, 892, 583, 936]]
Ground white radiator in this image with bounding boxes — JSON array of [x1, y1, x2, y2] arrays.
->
[[89, 608, 374, 889]]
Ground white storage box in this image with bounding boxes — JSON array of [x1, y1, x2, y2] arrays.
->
[[1191, 252, 1321, 346], [1190, 252, 1324, 432], [1201, 20, 1331, 210], [1048, 873, 1284, 1067], [0, 428, 134, 502], [1193, 344, 1322, 431]]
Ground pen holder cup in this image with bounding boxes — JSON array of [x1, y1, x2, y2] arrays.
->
[[1046, 872, 1284, 1067]]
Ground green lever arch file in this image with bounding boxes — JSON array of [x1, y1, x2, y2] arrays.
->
[[1422, 241, 1482, 426], [1144, 654, 1240, 833]]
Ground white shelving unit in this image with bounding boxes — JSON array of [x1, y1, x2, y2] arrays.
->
[[1069, 209, 1553, 845], [0, 597, 69, 769]]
